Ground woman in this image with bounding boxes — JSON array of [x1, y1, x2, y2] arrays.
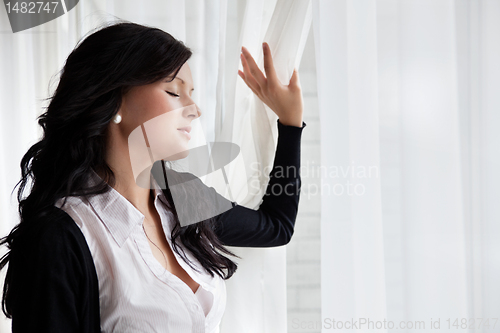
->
[[0, 21, 306, 332]]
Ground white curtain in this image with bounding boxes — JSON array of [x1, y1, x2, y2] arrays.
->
[[314, 0, 500, 332], [0, 0, 311, 332], [5, 0, 498, 332]]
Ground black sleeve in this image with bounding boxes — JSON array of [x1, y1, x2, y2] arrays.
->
[[8, 210, 98, 333], [213, 118, 306, 247]]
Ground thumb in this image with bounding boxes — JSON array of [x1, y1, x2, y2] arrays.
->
[[289, 68, 300, 88]]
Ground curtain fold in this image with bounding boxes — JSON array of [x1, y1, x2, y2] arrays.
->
[[313, 0, 388, 325], [314, 0, 500, 331], [218, 1, 312, 332]]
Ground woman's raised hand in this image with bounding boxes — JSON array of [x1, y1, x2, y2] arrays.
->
[[238, 42, 304, 127]]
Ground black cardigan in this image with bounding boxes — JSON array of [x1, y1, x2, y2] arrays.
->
[[7, 119, 306, 333]]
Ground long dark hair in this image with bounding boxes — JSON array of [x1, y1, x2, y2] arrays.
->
[[0, 21, 240, 318]]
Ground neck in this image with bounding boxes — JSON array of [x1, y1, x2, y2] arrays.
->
[[99, 134, 157, 217]]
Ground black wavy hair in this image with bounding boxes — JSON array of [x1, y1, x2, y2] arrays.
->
[[0, 21, 240, 318]]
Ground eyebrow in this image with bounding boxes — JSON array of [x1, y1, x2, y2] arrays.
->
[[165, 76, 195, 91]]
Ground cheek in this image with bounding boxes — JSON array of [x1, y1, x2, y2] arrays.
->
[[127, 108, 188, 172], [146, 93, 181, 117], [140, 107, 187, 160], [126, 91, 181, 124]]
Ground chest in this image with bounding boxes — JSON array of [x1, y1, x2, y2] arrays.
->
[[142, 222, 201, 294], [56, 197, 225, 332], [90, 223, 215, 332]]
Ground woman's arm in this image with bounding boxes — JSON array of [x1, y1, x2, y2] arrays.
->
[[213, 118, 306, 247], [207, 42, 306, 247]]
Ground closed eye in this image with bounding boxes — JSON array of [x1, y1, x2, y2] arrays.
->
[[166, 91, 179, 97]]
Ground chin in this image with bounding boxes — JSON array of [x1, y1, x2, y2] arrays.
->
[[163, 147, 190, 161]]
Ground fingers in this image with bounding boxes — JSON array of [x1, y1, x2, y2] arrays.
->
[[289, 68, 301, 90], [238, 69, 262, 97], [241, 46, 266, 86], [241, 53, 265, 92], [238, 69, 245, 81], [262, 42, 279, 84]]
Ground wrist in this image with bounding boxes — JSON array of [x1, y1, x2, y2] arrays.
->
[[278, 117, 303, 127]]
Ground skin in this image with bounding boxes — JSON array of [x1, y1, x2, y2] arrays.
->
[[239, 42, 304, 127], [101, 43, 304, 293]]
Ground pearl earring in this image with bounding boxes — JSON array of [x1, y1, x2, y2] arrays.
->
[[113, 114, 122, 124]]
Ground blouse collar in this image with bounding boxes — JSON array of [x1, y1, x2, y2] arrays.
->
[[85, 168, 168, 248]]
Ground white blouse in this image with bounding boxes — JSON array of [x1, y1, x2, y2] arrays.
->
[[55, 169, 226, 333]]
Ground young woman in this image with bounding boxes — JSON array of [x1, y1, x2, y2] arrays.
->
[[0, 22, 306, 333]]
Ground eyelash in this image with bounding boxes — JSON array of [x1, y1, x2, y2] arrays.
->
[[166, 91, 179, 97]]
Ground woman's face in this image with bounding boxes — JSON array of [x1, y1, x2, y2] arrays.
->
[[119, 62, 201, 165]]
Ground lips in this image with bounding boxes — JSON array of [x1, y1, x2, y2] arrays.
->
[[177, 126, 192, 140], [177, 126, 191, 133]]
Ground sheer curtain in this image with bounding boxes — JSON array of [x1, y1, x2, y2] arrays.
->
[[5, 0, 498, 332], [314, 0, 500, 332], [0, 0, 311, 332]]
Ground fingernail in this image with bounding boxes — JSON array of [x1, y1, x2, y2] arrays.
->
[[262, 42, 266, 50]]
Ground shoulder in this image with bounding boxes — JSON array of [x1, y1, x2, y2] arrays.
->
[[7, 205, 100, 301], [11, 205, 90, 265], [6, 206, 101, 332], [36, 205, 84, 239]]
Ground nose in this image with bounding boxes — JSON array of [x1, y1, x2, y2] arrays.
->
[[184, 103, 201, 120], [184, 93, 201, 119], [194, 104, 202, 118]]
